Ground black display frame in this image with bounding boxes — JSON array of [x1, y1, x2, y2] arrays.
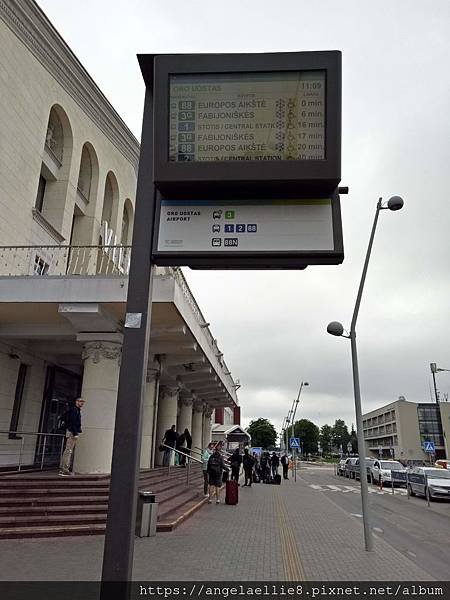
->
[[139, 51, 341, 198], [152, 189, 343, 269]]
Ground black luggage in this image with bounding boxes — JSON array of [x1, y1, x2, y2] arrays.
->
[[274, 474, 282, 485]]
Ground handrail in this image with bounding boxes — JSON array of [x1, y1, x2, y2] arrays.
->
[[161, 444, 202, 465], [161, 444, 202, 486], [0, 429, 65, 438], [0, 429, 66, 473]]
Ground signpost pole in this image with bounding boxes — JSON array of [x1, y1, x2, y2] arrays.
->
[[100, 85, 156, 599]]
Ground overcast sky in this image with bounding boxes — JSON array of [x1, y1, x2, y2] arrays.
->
[[38, 0, 450, 435]]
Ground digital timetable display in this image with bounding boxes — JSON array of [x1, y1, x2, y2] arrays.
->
[[169, 71, 326, 163]]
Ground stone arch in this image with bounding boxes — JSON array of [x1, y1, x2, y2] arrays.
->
[[101, 171, 119, 228], [76, 142, 99, 205], [34, 104, 73, 237], [121, 198, 134, 245]]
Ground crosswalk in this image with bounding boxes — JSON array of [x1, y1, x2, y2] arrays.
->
[[309, 484, 407, 496]]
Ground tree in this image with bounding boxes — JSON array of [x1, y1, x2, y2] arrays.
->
[[292, 418, 319, 455], [247, 418, 277, 449], [319, 424, 333, 455], [331, 419, 350, 452]]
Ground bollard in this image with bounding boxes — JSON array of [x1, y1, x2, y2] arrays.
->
[[391, 477, 394, 494], [379, 475, 383, 491], [135, 491, 158, 537]]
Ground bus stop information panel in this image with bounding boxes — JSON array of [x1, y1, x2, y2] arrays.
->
[[139, 51, 343, 269]]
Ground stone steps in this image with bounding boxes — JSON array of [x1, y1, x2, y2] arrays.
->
[[0, 465, 207, 538]]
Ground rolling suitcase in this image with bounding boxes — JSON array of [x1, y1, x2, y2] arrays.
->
[[225, 479, 239, 505], [274, 474, 282, 485]]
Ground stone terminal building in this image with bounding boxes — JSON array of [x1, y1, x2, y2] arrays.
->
[[0, 0, 241, 535]]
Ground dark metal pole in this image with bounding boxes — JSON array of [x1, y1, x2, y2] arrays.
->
[[347, 199, 382, 553], [100, 85, 156, 598], [431, 370, 439, 404]]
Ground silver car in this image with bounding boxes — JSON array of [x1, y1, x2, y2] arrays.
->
[[371, 459, 406, 484], [408, 467, 450, 500]]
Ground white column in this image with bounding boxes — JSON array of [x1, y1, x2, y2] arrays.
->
[[140, 367, 158, 469], [192, 402, 204, 454], [177, 397, 193, 435], [202, 405, 213, 449], [74, 341, 122, 474], [155, 385, 179, 466]]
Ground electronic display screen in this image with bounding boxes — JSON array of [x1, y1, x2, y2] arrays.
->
[[169, 71, 325, 163]]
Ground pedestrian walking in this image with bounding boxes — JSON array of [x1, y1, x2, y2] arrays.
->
[[281, 452, 289, 479], [184, 428, 192, 464], [161, 424, 177, 466], [59, 397, 84, 476], [260, 452, 270, 483], [202, 442, 214, 497], [207, 446, 225, 504], [176, 429, 186, 466], [229, 447, 242, 483], [242, 448, 255, 487], [271, 452, 280, 479]]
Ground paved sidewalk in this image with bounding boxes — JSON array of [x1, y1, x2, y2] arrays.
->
[[0, 475, 434, 581]]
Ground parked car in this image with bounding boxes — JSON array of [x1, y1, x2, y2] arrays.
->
[[408, 467, 450, 500], [406, 459, 426, 469], [371, 459, 406, 484], [344, 457, 359, 478], [354, 458, 376, 482]]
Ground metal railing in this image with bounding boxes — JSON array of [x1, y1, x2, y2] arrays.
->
[[161, 444, 202, 485], [0, 245, 132, 277], [0, 429, 66, 473]]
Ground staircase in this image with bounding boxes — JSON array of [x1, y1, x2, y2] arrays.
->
[[0, 464, 208, 539]]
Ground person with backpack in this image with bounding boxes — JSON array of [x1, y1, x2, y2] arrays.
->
[[260, 452, 270, 483], [242, 448, 255, 487], [162, 425, 178, 466], [281, 452, 289, 479], [271, 452, 280, 479], [58, 397, 84, 476], [207, 446, 225, 504], [229, 447, 242, 483]]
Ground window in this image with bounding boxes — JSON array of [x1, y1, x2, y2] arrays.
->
[[9, 364, 28, 438], [34, 255, 49, 276], [35, 175, 47, 212]]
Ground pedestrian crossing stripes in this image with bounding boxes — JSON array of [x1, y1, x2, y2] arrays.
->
[[309, 484, 407, 496]]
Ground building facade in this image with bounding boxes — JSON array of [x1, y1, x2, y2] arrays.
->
[[0, 0, 239, 474], [363, 397, 450, 461]]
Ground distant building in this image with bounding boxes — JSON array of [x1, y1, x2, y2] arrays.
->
[[363, 397, 450, 461]]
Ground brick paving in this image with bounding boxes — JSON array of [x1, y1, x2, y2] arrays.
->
[[0, 474, 434, 581]]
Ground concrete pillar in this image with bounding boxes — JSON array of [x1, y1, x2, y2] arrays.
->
[[140, 366, 159, 469], [155, 385, 179, 466], [192, 402, 204, 454], [202, 405, 213, 449], [177, 397, 193, 436], [74, 341, 122, 474]]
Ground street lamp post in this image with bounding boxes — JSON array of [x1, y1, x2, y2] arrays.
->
[[290, 381, 309, 481], [327, 195, 404, 553]]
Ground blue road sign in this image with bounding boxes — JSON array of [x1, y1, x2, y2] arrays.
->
[[289, 437, 300, 448], [423, 440, 435, 453]]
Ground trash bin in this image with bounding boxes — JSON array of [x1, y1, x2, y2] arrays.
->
[[136, 491, 158, 537]]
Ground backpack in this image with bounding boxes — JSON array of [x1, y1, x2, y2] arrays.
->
[[57, 409, 70, 431], [208, 454, 222, 474]]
